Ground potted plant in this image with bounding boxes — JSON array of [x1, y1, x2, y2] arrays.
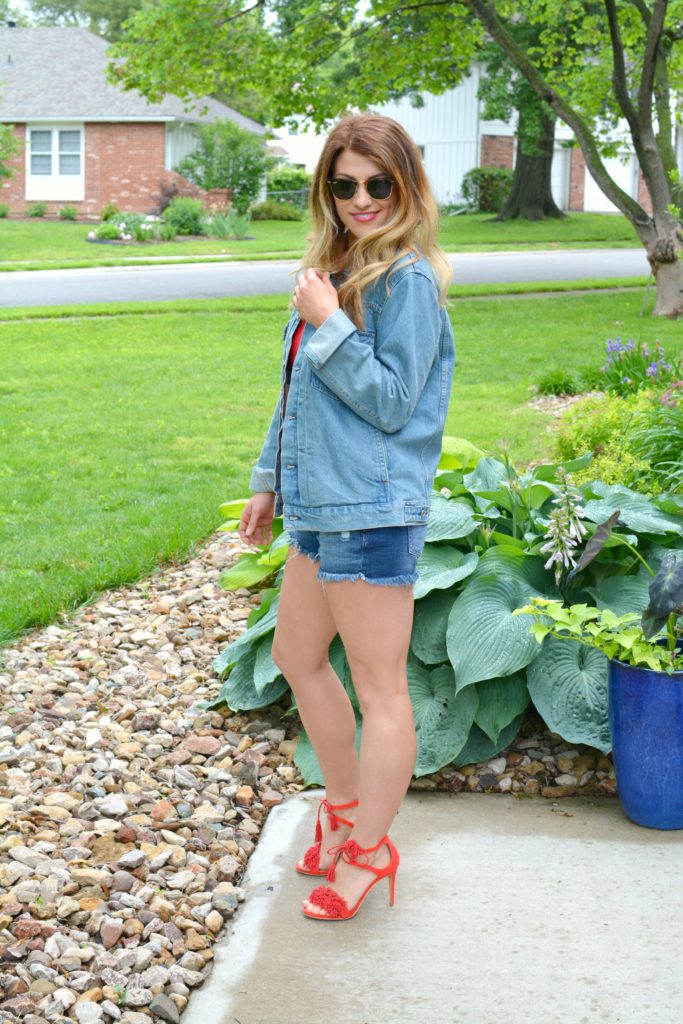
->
[[516, 544, 683, 830]]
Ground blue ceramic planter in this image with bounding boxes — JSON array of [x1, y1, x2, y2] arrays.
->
[[608, 658, 683, 830]]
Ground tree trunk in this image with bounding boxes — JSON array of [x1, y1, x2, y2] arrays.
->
[[495, 111, 565, 222], [643, 230, 683, 318]]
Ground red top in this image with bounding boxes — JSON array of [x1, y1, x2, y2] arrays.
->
[[288, 319, 305, 368]]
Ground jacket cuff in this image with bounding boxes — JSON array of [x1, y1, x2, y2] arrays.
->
[[249, 467, 276, 492], [304, 308, 357, 367]]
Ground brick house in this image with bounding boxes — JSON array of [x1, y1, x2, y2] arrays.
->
[[0, 25, 266, 217]]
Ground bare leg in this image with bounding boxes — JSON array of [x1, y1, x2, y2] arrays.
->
[[272, 551, 360, 870], [303, 578, 416, 915]]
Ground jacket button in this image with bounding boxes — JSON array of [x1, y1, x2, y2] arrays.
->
[[287, 464, 295, 469]]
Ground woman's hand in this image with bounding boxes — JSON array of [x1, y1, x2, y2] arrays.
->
[[239, 492, 275, 547], [293, 269, 339, 328]]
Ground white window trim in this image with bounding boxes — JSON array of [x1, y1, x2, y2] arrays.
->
[[26, 123, 85, 202]]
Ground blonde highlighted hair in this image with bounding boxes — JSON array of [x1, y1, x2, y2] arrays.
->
[[302, 113, 451, 328]]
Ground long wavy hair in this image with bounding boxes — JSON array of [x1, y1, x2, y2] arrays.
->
[[302, 113, 451, 328]]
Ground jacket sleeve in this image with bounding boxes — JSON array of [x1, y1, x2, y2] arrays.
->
[[249, 394, 281, 493], [303, 270, 442, 434]]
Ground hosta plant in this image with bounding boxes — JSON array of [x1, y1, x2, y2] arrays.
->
[[203, 438, 683, 783]]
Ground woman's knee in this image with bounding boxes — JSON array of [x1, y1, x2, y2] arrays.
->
[[271, 634, 329, 678], [351, 665, 410, 715]]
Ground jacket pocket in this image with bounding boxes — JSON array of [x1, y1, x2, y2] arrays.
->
[[301, 384, 389, 506]]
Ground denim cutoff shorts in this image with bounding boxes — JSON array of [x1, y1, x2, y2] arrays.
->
[[287, 524, 427, 587]]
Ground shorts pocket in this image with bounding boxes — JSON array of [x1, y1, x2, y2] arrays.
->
[[407, 525, 427, 558]]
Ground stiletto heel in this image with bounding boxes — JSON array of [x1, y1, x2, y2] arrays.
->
[[303, 835, 400, 921], [295, 797, 358, 876], [389, 868, 397, 906]]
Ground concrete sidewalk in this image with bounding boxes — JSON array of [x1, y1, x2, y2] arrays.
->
[[184, 792, 682, 1024]]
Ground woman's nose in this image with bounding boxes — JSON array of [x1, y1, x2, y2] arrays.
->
[[354, 183, 373, 206]]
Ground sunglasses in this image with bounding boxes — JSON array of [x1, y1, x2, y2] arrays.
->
[[327, 176, 394, 201]]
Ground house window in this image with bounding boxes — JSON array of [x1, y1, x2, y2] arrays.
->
[[30, 131, 52, 175], [58, 131, 82, 175], [26, 125, 84, 201]]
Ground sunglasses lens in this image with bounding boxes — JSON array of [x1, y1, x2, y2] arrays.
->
[[329, 179, 356, 200], [367, 179, 393, 200]]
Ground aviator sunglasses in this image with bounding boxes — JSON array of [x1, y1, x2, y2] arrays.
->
[[327, 176, 394, 201]]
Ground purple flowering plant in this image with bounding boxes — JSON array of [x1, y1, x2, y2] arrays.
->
[[601, 337, 680, 397]]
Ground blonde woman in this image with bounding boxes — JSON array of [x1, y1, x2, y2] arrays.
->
[[239, 113, 455, 921]]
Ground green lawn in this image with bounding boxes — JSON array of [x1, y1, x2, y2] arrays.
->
[[0, 212, 640, 271], [1, 287, 680, 646]]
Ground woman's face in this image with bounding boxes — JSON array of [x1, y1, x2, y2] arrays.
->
[[330, 148, 396, 241]]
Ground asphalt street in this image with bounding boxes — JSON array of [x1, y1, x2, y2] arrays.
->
[[0, 248, 649, 307]]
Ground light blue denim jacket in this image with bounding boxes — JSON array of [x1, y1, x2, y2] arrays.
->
[[249, 253, 455, 532]]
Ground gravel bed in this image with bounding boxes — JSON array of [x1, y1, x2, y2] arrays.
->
[[0, 531, 615, 1023]]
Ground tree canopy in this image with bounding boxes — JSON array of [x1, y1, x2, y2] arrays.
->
[[112, 1, 683, 315]]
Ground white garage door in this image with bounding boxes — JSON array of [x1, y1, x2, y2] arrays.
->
[[584, 153, 637, 212]]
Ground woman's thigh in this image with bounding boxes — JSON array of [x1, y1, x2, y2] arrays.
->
[[271, 548, 338, 673], [322, 578, 414, 692]]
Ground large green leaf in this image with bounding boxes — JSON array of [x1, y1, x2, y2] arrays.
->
[[463, 457, 508, 493], [447, 576, 542, 689], [407, 660, 479, 777], [452, 712, 526, 768], [294, 715, 362, 787], [438, 436, 487, 472], [413, 544, 479, 598], [219, 551, 277, 590], [207, 646, 289, 711], [413, 546, 478, 599], [213, 597, 279, 675], [473, 674, 530, 743], [470, 546, 555, 593], [411, 587, 455, 664], [581, 482, 683, 536], [587, 574, 651, 616], [526, 636, 611, 753], [426, 493, 477, 542], [253, 633, 281, 694]]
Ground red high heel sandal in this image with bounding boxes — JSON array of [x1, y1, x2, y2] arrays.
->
[[296, 797, 358, 876], [302, 836, 399, 921]]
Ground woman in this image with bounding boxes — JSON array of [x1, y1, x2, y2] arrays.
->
[[238, 113, 455, 921]]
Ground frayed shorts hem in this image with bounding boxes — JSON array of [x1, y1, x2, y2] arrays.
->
[[317, 570, 418, 587]]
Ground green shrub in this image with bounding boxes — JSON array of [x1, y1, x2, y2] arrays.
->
[[163, 196, 205, 236], [267, 164, 311, 192], [577, 364, 605, 391], [251, 198, 303, 221], [554, 391, 647, 463], [232, 211, 251, 240], [27, 201, 47, 218], [0, 203, 8, 218], [175, 119, 267, 214], [59, 205, 77, 221], [100, 202, 120, 222], [629, 389, 683, 493], [159, 221, 176, 241], [535, 369, 582, 397], [95, 221, 121, 240], [549, 389, 683, 494], [266, 165, 310, 209], [205, 212, 232, 239], [461, 167, 513, 213]]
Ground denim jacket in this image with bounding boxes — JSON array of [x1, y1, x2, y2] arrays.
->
[[249, 253, 455, 532]]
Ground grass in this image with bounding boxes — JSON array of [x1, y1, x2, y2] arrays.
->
[[1, 287, 681, 646], [0, 212, 640, 272]]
